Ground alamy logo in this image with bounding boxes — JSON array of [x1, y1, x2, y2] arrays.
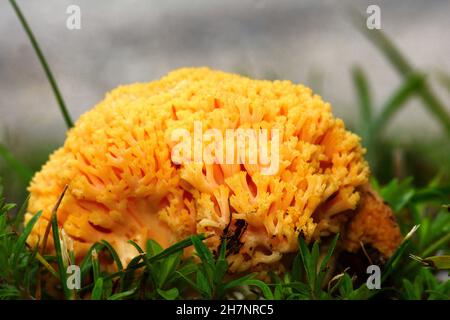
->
[[366, 264, 381, 289], [66, 265, 81, 290], [366, 5, 381, 30], [66, 5, 81, 30], [170, 121, 280, 175]]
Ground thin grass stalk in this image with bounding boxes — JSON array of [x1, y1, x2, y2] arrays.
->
[[9, 0, 73, 128]]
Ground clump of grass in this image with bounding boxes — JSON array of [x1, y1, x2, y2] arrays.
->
[[0, 178, 41, 299], [0, 176, 448, 300]]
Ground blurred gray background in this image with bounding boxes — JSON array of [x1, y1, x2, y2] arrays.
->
[[1, 0, 450, 153]]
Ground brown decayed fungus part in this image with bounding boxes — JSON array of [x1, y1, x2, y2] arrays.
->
[[343, 184, 403, 258], [25, 67, 400, 272]]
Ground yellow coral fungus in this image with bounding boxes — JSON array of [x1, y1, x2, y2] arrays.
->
[[25, 67, 392, 272]]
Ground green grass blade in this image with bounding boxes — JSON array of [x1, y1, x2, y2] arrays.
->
[[100, 240, 125, 290], [298, 237, 315, 290], [373, 73, 425, 133], [241, 279, 274, 300], [50, 186, 71, 299], [380, 177, 415, 212], [352, 66, 373, 141], [291, 254, 303, 282], [195, 269, 212, 298], [190, 235, 214, 266], [12, 210, 41, 267], [310, 242, 319, 289], [80, 242, 104, 279], [107, 289, 136, 300], [316, 234, 339, 292], [13, 194, 30, 231], [213, 241, 228, 285], [319, 234, 339, 274], [91, 249, 100, 283], [0, 144, 33, 182], [221, 273, 255, 293], [422, 232, 450, 257], [35, 251, 59, 279], [91, 278, 104, 300], [51, 210, 71, 299], [100, 240, 123, 271], [381, 239, 411, 283], [158, 250, 182, 288], [417, 85, 450, 137], [168, 261, 197, 283], [412, 185, 450, 203], [175, 270, 201, 293], [121, 255, 144, 291], [157, 287, 179, 300], [146, 239, 163, 257], [127, 240, 144, 254], [9, 0, 74, 128], [147, 234, 206, 264]]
